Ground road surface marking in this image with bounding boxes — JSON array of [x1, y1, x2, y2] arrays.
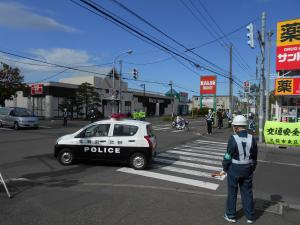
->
[[39, 126, 52, 129], [180, 145, 225, 152], [0, 127, 13, 130], [194, 140, 227, 145], [151, 164, 225, 181], [175, 146, 225, 153], [174, 148, 224, 156], [154, 157, 222, 171], [166, 150, 223, 160], [171, 130, 184, 133], [117, 167, 219, 190], [158, 153, 221, 165]]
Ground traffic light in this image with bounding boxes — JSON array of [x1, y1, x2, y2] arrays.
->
[[132, 68, 139, 79], [246, 23, 254, 49]]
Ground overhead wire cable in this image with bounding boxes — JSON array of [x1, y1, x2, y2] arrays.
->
[[71, 0, 243, 88], [109, 0, 238, 80]]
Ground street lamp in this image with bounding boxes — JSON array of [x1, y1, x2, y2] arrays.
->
[[112, 49, 133, 114]]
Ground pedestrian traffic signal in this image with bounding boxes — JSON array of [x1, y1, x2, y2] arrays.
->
[[132, 68, 139, 79], [246, 23, 255, 49]]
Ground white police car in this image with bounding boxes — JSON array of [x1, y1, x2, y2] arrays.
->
[[54, 119, 157, 170]]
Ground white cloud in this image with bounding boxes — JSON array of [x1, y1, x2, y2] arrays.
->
[[0, 2, 77, 32], [0, 48, 90, 73]]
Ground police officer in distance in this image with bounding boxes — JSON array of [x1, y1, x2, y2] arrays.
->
[[206, 109, 213, 135], [223, 115, 258, 224]]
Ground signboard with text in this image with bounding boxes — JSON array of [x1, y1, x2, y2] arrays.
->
[[276, 18, 300, 71], [200, 76, 216, 95], [264, 121, 300, 146], [274, 78, 300, 95], [244, 80, 250, 93], [30, 84, 43, 95]]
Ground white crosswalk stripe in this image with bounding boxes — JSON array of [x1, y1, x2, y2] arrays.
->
[[174, 148, 224, 156], [177, 145, 225, 153], [117, 139, 227, 190]]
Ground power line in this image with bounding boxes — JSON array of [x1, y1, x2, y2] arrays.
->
[[72, 0, 242, 88], [181, 0, 254, 77], [196, 0, 255, 74]]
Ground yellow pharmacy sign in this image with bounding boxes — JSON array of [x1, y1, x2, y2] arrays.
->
[[275, 78, 294, 95], [277, 18, 300, 47]]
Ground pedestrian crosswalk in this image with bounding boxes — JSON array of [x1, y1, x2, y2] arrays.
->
[[117, 139, 228, 191], [151, 124, 187, 133]]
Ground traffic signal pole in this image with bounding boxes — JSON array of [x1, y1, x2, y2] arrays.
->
[[258, 12, 266, 143]]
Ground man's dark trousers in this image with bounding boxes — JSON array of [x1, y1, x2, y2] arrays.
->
[[226, 163, 254, 220], [207, 120, 212, 134]]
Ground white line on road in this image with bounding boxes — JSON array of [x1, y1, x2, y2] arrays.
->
[[171, 130, 184, 133], [166, 150, 223, 160], [158, 153, 222, 165], [174, 148, 224, 156], [39, 126, 52, 129], [152, 164, 225, 181], [154, 157, 222, 171], [175, 146, 225, 153], [117, 167, 219, 190], [0, 127, 13, 130], [194, 140, 227, 145]]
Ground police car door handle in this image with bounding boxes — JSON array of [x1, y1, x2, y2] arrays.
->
[[110, 141, 114, 144], [99, 140, 106, 143], [128, 140, 135, 142]]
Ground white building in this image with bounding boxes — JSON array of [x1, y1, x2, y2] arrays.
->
[[5, 72, 185, 118]]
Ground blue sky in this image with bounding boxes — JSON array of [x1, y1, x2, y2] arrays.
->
[[0, 0, 299, 97]]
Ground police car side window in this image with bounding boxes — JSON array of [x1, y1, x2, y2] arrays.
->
[[113, 124, 138, 136], [81, 124, 110, 138]]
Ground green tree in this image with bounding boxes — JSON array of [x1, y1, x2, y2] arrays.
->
[[75, 82, 101, 119], [0, 63, 24, 106]]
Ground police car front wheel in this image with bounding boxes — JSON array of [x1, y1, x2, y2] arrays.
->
[[130, 153, 147, 170], [58, 149, 75, 166]]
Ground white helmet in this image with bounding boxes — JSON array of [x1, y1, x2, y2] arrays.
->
[[232, 115, 247, 126]]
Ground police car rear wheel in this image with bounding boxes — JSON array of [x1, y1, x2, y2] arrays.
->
[[130, 153, 147, 170], [58, 149, 75, 166]]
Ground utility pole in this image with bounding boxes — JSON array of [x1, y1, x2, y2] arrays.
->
[[258, 12, 266, 143], [229, 44, 233, 112], [169, 81, 174, 118], [140, 84, 146, 112], [265, 30, 274, 121], [118, 60, 122, 114]]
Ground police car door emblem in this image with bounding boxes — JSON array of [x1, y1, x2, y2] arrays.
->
[[84, 146, 120, 153]]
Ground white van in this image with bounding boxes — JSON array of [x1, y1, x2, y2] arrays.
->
[[0, 107, 39, 129]]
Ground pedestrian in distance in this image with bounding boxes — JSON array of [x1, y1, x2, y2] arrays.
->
[[222, 115, 258, 224], [206, 109, 213, 135], [248, 113, 256, 136], [63, 108, 68, 127], [217, 109, 223, 129], [89, 109, 96, 123], [226, 109, 233, 128]]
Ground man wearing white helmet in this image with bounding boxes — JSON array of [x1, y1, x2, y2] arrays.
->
[[223, 115, 258, 224]]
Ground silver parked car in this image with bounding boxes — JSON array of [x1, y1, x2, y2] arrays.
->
[[0, 107, 39, 129]]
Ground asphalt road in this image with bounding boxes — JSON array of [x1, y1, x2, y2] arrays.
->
[[0, 118, 299, 225]]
